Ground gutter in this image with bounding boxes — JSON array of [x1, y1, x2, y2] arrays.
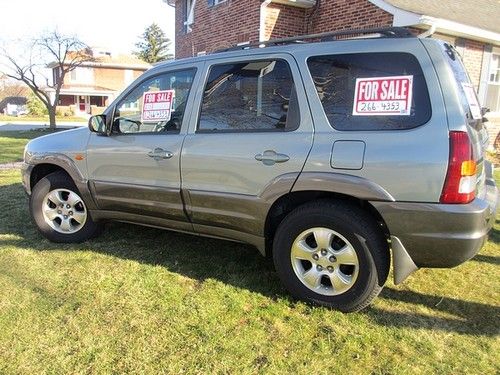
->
[[259, 0, 273, 42], [414, 16, 500, 45], [418, 23, 436, 39]]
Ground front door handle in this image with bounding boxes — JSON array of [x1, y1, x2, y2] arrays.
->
[[255, 150, 290, 166], [147, 148, 173, 160]]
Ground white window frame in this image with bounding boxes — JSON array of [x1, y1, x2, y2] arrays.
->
[[485, 47, 500, 114], [184, 0, 196, 33]]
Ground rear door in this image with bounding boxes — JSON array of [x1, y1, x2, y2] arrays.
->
[[180, 54, 314, 238]]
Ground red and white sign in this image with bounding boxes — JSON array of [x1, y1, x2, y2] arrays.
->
[[141, 90, 174, 122], [352, 75, 413, 116], [461, 82, 482, 120]]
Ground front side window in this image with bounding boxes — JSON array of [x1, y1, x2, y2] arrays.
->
[[114, 69, 195, 134], [198, 59, 299, 132], [307, 53, 431, 131]]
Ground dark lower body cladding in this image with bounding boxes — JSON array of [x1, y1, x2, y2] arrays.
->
[[372, 177, 498, 268]]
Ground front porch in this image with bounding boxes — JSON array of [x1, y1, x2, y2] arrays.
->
[[58, 94, 109, 116], [48, 85, 116, 117]]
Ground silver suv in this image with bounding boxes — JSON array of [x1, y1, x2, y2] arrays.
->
[[22, 28, 498, 312]]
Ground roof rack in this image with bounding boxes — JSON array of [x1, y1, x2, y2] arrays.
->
[[216, 27, 413, 53]]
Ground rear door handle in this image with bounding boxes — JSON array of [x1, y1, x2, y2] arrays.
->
[[147, 148, 173, 160], [255, 150, 290, 166]]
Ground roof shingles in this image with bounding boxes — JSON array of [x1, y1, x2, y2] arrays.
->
[[385, 0, 500, 33]]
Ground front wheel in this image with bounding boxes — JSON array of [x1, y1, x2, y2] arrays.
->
[[273, 200, 389, 312], [30, 171, 101, 242]]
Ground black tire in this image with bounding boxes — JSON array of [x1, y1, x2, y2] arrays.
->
[[29, 171, 102, 243], [273, 200, 389, 312]]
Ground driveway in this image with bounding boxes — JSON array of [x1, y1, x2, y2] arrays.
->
[[0, 121, 86, 131]]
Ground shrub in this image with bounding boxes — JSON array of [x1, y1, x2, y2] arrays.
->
[[26, 93, 48, 116]]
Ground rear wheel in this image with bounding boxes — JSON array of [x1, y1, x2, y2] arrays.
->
[[273, 200, 389, 312], [30, 171, 101, 242]]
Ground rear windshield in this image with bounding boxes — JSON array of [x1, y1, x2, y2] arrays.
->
[[307, 52, 431, 131]]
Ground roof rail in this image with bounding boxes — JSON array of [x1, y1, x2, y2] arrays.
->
[[216, 27, 413, 53]]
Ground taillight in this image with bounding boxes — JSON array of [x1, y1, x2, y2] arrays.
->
[[440, 131, 477, 204]]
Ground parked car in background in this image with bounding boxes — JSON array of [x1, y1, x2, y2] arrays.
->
[[21, 28, 498, 312]]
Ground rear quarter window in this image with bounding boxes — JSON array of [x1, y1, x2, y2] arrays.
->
[[307, 53, 431, 131], [441, 43, 483, 124]]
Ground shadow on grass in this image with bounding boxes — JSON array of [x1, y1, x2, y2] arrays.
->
[[369, 288, 500, 336], [486, 220, 500, 245], [1, 181, 499, 337], [471, 254, 500, 265]]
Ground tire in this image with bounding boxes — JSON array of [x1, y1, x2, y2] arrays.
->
[[272, 200, 389, 312], [29, 171, 102, 243]]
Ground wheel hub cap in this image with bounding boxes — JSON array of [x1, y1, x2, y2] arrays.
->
[[290, 227, 359, 296], [42, 188, 87, 234]]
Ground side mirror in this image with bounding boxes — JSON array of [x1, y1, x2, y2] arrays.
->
[[88, 114, 108, 135]]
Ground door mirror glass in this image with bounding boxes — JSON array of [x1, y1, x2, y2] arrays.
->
[[88, 114, 107, 134]]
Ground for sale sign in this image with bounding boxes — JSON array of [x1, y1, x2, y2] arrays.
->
[[142, 90, 174, 122], [352, 75, 413, 116]]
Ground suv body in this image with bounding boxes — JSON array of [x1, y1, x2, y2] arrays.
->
[[21, 29, 498, 311]]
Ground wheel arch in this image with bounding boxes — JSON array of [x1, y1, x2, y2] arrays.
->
[[264, 190, 390, 257], [25, 153, 97, 210], [30, 163, 71, 191]]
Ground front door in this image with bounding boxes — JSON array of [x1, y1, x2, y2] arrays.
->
[[181, 55, 314, 238], [86, 67, 199, 226], [78, 96, 86, 112]]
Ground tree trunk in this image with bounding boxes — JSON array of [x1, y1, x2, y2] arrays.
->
[[48, 107, 57, 130]]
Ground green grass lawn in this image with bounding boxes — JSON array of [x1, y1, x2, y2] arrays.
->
[[0, 130, 61, 164], [0, 169, 498, 374]]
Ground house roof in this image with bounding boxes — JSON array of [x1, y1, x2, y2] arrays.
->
[[89, 54, 151, 69], [48, 52, 151, 70], [46, 84, 116, 96], [0, 96, 27, 109], [384, 0, 500, 33]]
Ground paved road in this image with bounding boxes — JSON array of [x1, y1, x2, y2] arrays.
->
[[0, 121, 87, 131]]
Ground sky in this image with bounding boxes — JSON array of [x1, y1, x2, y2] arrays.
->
[[0, 0, 176, 55]]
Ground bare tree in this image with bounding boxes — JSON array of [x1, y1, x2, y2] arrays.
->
[[1, 31, 93, 128]]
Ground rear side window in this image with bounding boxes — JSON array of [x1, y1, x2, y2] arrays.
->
[[198, 60, 299, 132], [307, 53, 431, 131]]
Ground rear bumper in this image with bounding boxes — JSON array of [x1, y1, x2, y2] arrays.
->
[[372, 170, 498, 269]]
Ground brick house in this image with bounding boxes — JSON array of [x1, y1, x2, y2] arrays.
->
[[47, 48, 150, 116], [165, 0, 500, 149]]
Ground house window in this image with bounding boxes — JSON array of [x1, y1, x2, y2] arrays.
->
[[207, 0, 226, 5], [485, 48, 500, 113], [184, 0, 195, 33], [53, 67, 62, 85], [124, 70, 134, 85], [70, 67, 94, 85]]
